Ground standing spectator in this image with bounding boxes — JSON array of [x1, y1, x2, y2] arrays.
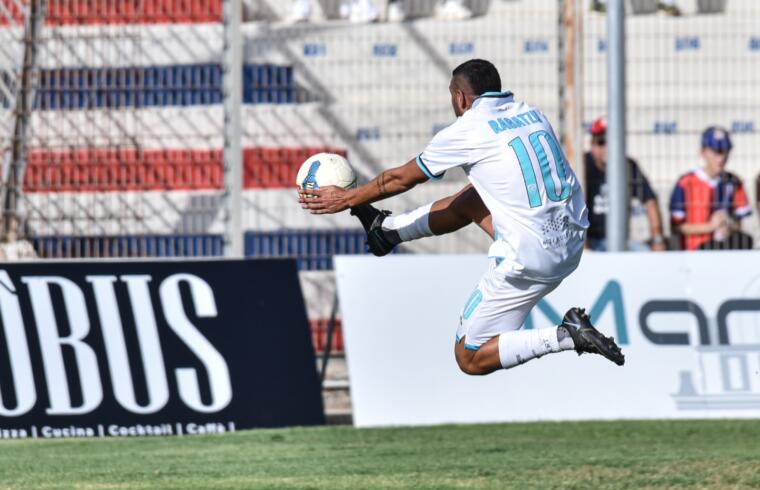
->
[[669, 126, 753, 250], [584, 117, 666, 251]]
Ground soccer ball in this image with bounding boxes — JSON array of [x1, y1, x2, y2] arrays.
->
[[296, 153, 357, 192]]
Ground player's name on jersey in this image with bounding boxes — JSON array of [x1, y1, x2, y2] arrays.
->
[[488, 110, 543, 134]]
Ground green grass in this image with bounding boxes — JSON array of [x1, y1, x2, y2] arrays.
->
[[1, 420, 759, 489]]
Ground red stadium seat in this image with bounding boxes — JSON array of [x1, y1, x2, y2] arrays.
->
[[309, 318, 344, 354], [23, 146, 348, 192]]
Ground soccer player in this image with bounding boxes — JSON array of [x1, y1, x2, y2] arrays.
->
[[299, 59, 624, 375]]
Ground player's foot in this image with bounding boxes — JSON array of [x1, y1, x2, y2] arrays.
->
[[560, 307, 625, 366], [350, 204, 400, 257]]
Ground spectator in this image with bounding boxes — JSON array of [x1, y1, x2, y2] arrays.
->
[[669, 126, 753, 251], [584, 117, 666, 251]]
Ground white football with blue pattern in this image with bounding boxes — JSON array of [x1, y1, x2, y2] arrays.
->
[[296, 153, 357, 192]]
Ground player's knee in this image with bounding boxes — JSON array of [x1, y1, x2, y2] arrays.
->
[[455, 353, 489, 376]]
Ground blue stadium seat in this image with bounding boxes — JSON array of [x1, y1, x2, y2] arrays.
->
[[32, 234, 225, 258], [30, 229, 399, 268], [27, 63, 295, 110], [245, 229, 400, 271]]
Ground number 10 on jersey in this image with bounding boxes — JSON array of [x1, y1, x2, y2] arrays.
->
[[508, 130, 571, 208]]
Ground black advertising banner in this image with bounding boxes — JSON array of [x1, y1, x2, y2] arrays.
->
[[0, 259, 324, 439]]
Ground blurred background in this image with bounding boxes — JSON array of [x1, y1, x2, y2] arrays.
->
[[0, 0, 758, 420]]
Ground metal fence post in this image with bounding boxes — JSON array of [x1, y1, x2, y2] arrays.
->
[[223, 0, 244, 258], [606, 0, 627, 251]]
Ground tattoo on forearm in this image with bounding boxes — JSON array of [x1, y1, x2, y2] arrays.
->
[[377, 172, 388, 196]]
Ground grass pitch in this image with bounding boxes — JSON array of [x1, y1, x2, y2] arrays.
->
[[1, 420, 759, 489]]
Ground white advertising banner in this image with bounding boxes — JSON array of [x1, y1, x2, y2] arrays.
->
[[336, 252, 760, 427]]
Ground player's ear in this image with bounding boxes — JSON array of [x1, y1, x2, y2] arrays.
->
[[456, 89, 467, 111]]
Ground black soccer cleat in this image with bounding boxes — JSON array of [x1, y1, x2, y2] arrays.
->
[[350, 204, 383, 232], [350, 204, 400, 257], [560, 307, 625, 366]]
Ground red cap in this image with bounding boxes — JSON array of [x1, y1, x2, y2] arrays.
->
[[590, 117, 607, 135]]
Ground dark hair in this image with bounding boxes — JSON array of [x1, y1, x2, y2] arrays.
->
[[452, 59, 502, 96]]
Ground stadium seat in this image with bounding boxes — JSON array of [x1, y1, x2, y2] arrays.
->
[[309, 318, 345, 353], [244, 229, 394, 270], [32, 234, 225, 258], [24, 146, 349, 192], [41, 0, 223, 25], [28, 63, 296, 110]]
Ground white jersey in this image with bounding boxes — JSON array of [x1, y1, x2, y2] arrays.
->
[[417, 92, 589, 282]]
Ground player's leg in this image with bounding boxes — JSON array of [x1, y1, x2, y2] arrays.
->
[[429, 184, 492, 238], [351, 184, 491, 256], [454, 267, 571, 375], [454, 262, 624, 376]]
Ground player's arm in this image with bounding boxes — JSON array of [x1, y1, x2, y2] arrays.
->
[[299, 158, 429, 214]]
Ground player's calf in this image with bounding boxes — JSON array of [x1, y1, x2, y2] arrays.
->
[[454, 337, 501, 375], [455, 317, 617, 375]]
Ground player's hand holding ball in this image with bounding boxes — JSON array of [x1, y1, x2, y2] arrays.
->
[[296, 153, 357, 214]]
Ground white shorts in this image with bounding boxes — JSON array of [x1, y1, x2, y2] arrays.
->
[[456, 259, 563, 351]]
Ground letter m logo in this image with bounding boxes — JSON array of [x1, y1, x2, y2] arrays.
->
[[524, 280, 629, 344]]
